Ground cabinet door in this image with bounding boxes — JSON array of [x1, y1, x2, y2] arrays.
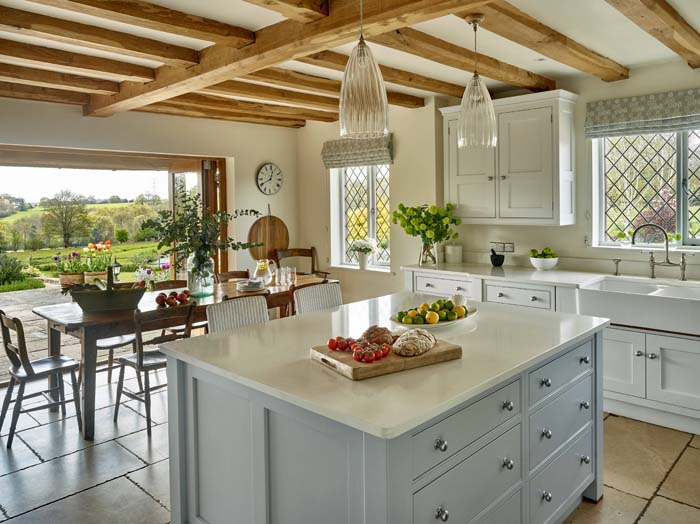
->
[[498, 107, 553, 218], [646, 334, 700, 410], [603, 328, 646, 398], [447, 119, 497, 218]]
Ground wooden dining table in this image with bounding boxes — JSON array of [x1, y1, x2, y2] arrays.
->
[[32, 275, 334, 440]]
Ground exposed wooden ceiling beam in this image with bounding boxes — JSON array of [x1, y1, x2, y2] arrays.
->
[[201, 80, 340, 112], [86, 0, 490, 116], [370, 28, 554, 91], [606, 0, 700, 68], [0, 38, 154, 82], [457, 1, 629, 82], [0, 6, 198, 66], [169, 92, 338, 122], [242, 0, 329, 22], [138, 103, 306, 128], [0, 63, 118, 94], [244, 67, 425, 107], [26, 0, 255, 47], [297, 49, 467, 97], [0, 80, 88, 105]]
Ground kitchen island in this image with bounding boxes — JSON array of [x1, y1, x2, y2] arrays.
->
[[160, 293, 609, 524]]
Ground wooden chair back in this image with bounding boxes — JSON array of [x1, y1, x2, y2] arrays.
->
[[264, 288, 295, 318], [153, 279, 188, 291], [133, 303, 195, 368], [274, 247, 325, 276], [0, 311, 33, 375], [207, 295, 268, 333], [293, 282, 343, 315], [216, 270, 250, 283]]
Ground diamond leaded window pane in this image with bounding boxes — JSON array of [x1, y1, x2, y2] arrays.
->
[[343, 166, 369, 263], [374, 165, 390, 264], [603, 133, 677, 243], [687, 130, 700, 239]]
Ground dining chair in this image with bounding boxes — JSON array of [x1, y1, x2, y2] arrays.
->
[[215, 270, 250, 283], [206, 295, 269, 334], [152, 279, 188, 291], [274, 247, 330, 279], [293, 282, 343, 315], [264, 288, 295, 318], [0, 310, 82, 448], [113, 303, 195, 434]]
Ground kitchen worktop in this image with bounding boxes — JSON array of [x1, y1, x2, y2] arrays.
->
[[161, 292, 609, 439]]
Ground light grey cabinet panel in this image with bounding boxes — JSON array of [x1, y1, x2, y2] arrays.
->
[[529, 428, 593, 524], [646, 334, 700, 411], [411, 380, 520, 478], [602, 328, 646, 398], [529, 341, 592, 407], [529, 376, 592, 470], [413, 425, 521, 524], [473, 491, 521, 524]]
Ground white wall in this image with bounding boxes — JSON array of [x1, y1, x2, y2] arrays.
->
[[0, 98, 299, 273]]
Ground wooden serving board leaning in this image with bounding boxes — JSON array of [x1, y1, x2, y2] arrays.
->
[[310, 340, 462, 381]]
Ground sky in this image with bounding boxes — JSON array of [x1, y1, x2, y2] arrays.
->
[[0, 167, 170, 203]]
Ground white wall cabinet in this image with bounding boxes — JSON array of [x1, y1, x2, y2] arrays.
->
[[441, 90, 577, 225]]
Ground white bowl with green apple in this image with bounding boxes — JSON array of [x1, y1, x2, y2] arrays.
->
[[530, 247, 559, 271]]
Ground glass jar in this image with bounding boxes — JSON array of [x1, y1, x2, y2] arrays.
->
[[186, 254, 215, 297], [419, 242, 438, 266]]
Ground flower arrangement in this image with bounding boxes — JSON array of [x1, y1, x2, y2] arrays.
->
[[54, 252, 85, 273], [134, 262, 171, 288], [349, 239, 377, 255], [83, 240, 113, 272], [392, 204, 461, 265]]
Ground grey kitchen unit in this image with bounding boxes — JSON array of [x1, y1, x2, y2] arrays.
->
[[161, 293, 608, 524]]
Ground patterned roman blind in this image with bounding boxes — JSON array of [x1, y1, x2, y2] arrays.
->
[[321, 135, 393, 169], [585, 88, 700, 139]]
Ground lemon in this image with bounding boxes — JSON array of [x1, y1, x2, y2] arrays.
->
[[425, 311, 439, 324], [406, 309, 418, 319], [419, 303, 430, 311], [402, 316, 414, 325], [454, 306, 467, 318]]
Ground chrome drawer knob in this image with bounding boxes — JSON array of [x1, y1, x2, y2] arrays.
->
[[425, 283, 434, 288], [502, 400, 515, 412], [542, 491, 553, 502], [530, 296, 537, 302], [456, 286, 465, 291], [434, 438, 448, 452], [487, 175, 494, 181], [435, 506, 449, 521], [542, 429, 553, 439], [649, 353, 658, 359], [502, 458, 515, 470], [581, 455, 591, 465], [497, 292, 505, 298], [580, 401, 591, 410], [635, 350, 645, 357], [541, 378, 552, 388], [580, 356, 591, 364]]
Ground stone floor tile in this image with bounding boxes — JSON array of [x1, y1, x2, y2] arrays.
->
[[7, 476, 170, 524], [0, 413, 39, 437], [658, 447, 700, 508], [18, 404, 147, 461], [638, 496, 700, 524], [604, 416, 691, 499], [117, 423, 169, 464], [0, 437, 41, 477], [690, 435, 700, 449], [125, 388, 168, 425], [29, 382, 119, 425], [127, 459, 170, 510], [566, 487, 647, 524], [0, 441, 145, 517]]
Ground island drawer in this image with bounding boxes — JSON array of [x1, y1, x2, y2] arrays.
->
[[529, 428, 594, 524], [473, 490, 521, 524], [413, 425, 521, 524], [529, 341, 592, 407], [411, 380, 521, 478], [529, 375, 592, 470], [414, 275, 476, 298], [484, 282, 553, 310]]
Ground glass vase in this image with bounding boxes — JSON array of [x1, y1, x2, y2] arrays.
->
[[186, 254, 215, 297], [418, 242, 438, 266]]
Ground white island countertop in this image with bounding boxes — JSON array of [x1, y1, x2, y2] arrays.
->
[[161, 292, 609, 439]]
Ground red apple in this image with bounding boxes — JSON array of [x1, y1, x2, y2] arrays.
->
[[155, 294, 166, 306], [177, 293, 188, 303], [165, 297, 178, 307]]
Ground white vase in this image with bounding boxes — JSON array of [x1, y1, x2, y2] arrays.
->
[[358, 252, 369, 270]]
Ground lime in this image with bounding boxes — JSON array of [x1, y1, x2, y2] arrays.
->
[[413, 316, 425, 325], [430, 302, 441, 312], [443, 300, 454, 310], [418, 308, 429, 318], [402, 316, 414, 325], [438, 310, 447, 321], [396, 313, 405, 323], [437, 299, 445, 308], [446, 311, 458, 321]]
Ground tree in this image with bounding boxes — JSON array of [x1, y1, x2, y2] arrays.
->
[[108, 195, 123, 204], [9, 229, 21, 251], [41, 190, 91, 247], [90, 215, 114, 243], [115, 228, 129, 243]]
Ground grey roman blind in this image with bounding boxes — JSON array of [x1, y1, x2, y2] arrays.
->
[[585, 88, 700, 139], [321, 135, 393, 169]]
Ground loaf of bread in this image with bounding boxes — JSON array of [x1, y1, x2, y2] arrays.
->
[[392, 328, 436, 357], [361, 325, 394, 345]]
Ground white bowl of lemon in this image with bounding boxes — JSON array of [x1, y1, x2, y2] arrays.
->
[[391, 299, 476, 330]]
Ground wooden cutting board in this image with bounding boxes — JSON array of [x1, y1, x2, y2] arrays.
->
[[248, 215, 289, 261], [310, 340, 462, 381]]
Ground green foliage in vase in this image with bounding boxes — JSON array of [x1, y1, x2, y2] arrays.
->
[[391, 203, 461, 245]]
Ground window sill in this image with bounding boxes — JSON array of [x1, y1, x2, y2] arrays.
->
[[591, 244, 700, 253], [330, 264, 391, 274]]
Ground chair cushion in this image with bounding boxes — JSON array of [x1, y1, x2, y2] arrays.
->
[[96, 335, 136, 350], [10, 355, 79, 380], [117, 349, 167, 370]]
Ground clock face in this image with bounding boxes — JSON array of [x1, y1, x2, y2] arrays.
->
[[256, 163, 283, 195]]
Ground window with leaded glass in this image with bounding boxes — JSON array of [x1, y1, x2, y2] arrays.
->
[[599, 131, 700, 246], [339, 165, 390, 266]]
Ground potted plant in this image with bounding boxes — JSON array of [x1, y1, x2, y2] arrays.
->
[[529, 247, 559, 271], [392, 204, 461, 266], [349, 239, 377, 270], [615, 230, 634, 246], [54, 251, 86, 288], [145, 186, 260, 297], [667, 232, 682, 246], [83, 241, 112, 284]]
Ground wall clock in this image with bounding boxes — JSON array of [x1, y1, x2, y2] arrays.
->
[[256, 163, 283, 195]]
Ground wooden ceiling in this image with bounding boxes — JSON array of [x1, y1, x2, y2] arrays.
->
[[0, 0, 695, 128]]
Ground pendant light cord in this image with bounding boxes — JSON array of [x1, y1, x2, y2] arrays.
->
[[473, 21, 478, 74], [360, 0, 364, 38]]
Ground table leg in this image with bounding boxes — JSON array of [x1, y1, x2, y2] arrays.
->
[[47, 324, 61, 412], [80, 328, 97, 441]]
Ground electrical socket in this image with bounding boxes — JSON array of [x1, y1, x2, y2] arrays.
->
[[503, 242, 515, 253], [490, 242, 515, 253]]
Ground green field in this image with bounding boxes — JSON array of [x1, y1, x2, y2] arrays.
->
[[0, 202, 132, 225]]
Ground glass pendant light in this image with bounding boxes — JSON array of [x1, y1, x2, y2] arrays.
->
[[339, 0, 388, 138], [458, 15, 497, 149]]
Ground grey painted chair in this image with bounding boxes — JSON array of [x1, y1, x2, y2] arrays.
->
[[206, 295, 269, 334], [0, 310, 82, 448], [293, 282, 343, 315]]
